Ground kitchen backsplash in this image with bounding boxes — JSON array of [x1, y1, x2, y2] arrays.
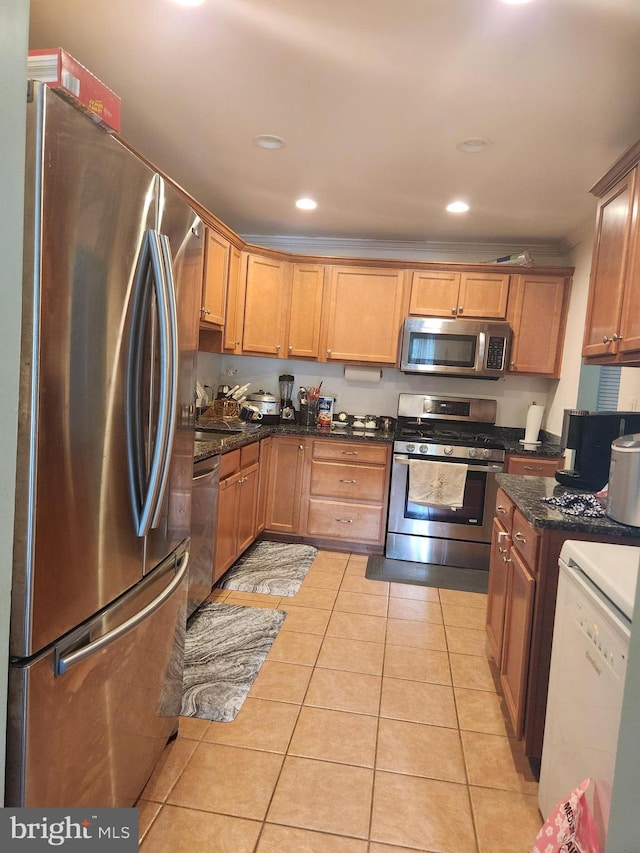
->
[[197, 352, 555, 429]]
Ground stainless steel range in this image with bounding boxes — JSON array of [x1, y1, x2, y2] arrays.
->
[[385, 394, 505, 571]]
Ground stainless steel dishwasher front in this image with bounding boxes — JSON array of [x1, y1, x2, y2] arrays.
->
[[188, 456, 220, 618]]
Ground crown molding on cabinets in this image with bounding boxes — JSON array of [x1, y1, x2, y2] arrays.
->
[[240, 235, 568, 266]]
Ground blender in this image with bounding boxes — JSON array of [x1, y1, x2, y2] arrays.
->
[[279, 374, 295, 421]]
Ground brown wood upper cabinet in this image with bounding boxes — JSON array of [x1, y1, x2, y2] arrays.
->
[[241, 253, 290, 357], [507, 274, 570, 377], [200, 227, 230, 327], [288, 263, 326, 359], [409, 270, 510, 319], [583, 163, 640, 363], [222, 245, 244, 353], [323, 266, 407, 364]]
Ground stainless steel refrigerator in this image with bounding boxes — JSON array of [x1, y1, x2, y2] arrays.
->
[[6, 82, 202, 807]]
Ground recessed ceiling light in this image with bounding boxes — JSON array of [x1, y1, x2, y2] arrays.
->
[[173, 0, 206, 6], [456, 137, 492, 153], [446, 201, 470, 214], [296, 198, 317, 211], [255, 135, 286, 150]]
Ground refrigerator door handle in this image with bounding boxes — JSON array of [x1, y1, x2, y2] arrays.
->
[[125, 228, 174, 537], [150, 232, 179, 529], [54, 546, 189, 676]]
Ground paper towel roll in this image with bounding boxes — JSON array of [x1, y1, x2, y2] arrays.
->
[[524, 403, 545, 444], [343, 366, 383, 383]]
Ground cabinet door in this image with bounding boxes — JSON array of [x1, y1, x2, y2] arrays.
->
[[288, 263, 325, 359], [236, 463, 259, 556], [458, 272, 509, 319], [201, 228, 229, 326], [324, 266, 407, 363], [582, 170, 636, 359], [265, 437, 308, 534], [619, 170, 640, 355], [507, 275, 569, 376], [505, 455, 562, 477], [214, 471, 241, 581], [242, 254, 288, 356], [486, 517, 510, 665], [500, 549, 535, 737], [256, 437, 271, 535], [222, 246, 244, 353], [409, 270, 460, 317]]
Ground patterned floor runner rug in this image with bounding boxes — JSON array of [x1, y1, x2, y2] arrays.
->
[[216, 540, 318, 597], [181, 602, 286, 722]]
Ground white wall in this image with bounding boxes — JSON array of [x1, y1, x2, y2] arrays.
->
[[546, 215, 597, 435], [0, 0, 29, 806]]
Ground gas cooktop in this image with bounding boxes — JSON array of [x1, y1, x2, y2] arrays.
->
[[395, 424, 506, 451]]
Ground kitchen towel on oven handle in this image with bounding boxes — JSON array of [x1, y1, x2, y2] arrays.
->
[[406, 459, 468, 508]]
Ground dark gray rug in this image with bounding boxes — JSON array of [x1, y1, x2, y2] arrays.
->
[[366, 555, 488, 595], [181, 602, 286, 722], [216, 540, 318, 597]]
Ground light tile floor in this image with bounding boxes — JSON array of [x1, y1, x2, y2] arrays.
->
[[137, 550, 542, 852]]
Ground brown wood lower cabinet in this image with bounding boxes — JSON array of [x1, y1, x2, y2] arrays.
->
[[486, 485, 640, 767], [505, 454, 563, 477], [264, 435, 391, 551], [213, 443, 260, 581]]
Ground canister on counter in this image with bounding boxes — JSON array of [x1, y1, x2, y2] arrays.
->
[[317, 395, 334, 428]]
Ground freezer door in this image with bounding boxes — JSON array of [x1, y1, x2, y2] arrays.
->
[[143, 178, 202, 574], [13, 84, 158, 657], [6, 542, 189, 808]]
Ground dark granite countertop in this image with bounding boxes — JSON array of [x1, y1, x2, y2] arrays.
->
[[194, 423, 394, 463], [496, 473, 640, 538]]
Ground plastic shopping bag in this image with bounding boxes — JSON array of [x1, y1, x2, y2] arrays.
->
[[532, 778, 602, 853]]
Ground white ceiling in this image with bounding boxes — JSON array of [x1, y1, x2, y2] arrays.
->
[[28, 0, 640, 250]]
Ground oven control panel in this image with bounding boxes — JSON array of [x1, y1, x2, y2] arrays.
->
[[395, 440, 505, 464]]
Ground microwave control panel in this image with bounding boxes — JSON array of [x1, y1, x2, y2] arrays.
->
[[486, 336, 507, 370]]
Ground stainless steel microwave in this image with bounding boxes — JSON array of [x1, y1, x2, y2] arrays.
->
[[400, 317, 512, 379]]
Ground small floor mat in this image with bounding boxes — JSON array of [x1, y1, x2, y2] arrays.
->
[[366, 554, 488, 595], [216, 540, 318, 597], [181, 602, 286, 722]]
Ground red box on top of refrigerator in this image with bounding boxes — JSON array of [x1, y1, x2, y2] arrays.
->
[[27, 47, 121, 132]]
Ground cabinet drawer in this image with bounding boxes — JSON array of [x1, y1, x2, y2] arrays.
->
[[311, 439, 389, 465], [306, 499, 384, 543], [219, 449, 241, 479], [511, 508, 539, 570], [506, 455, 562, 477], [241, 441, 260, 468], [495, 488, 515, 530], [309, 460, 387, 502]]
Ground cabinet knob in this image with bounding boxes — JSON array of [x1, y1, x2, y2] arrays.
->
[[612, 333, 623, 341], [288, 345, 293, 353], [201, 307, 211, 315], [451, 307, 456, 316], [514, 531, 527, 544], [510, 361, 516, 368], [275, 344, 281, 351], [235, 340, 240, 346], [603, 335, 612, 344], [298, 444, 304, 450], [496, 505, 507, 514], [458, 306, 464, 314], [327, 348, 332, 357]]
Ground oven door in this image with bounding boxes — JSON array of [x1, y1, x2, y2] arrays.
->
[[386, 452, 502, 568]]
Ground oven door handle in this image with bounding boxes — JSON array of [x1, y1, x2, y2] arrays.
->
[[394, 455, 503, 474]]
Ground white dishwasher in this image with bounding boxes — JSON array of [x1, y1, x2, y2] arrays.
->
[[538, 540, 639, 849]]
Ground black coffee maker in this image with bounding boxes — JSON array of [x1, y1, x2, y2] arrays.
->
[[555, 409, 640, 490]]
